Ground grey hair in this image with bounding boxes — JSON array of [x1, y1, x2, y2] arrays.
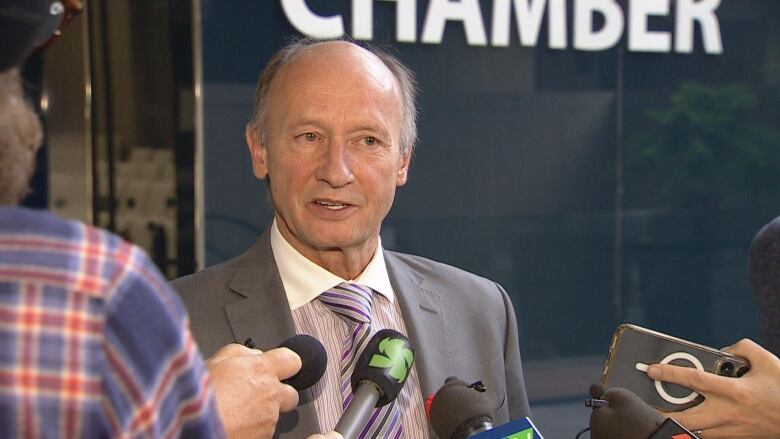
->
[[248, 37, 418, 156], [0, 68, 42, 205]]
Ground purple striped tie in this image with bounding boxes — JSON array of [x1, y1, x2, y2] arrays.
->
[[319, 283, 403, 439]]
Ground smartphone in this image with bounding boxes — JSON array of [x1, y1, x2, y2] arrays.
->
[[600, 323, 750, 412]]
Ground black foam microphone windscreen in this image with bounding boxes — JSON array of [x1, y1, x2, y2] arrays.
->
[[589, 382, 605, 399], [335, 329, 415, 439], [748, 215, 780, 355], [590, 387, 664, 439], [278, 334, 327, 391], [349, 328, 414, 406], [429, 378, 494, 439]]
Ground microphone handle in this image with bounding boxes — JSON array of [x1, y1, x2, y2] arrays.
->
[[335, 381, 381, 439], [460, 421, 493, 439]]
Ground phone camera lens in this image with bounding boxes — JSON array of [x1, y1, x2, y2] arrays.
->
[[718, 361, 735, 376], [736, 366, 750, 377]]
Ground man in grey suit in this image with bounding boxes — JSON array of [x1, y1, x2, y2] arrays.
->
[[173, 38, 531, 438]]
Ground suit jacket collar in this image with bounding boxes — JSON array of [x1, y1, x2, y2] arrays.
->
[[225, 229, 295, 347]]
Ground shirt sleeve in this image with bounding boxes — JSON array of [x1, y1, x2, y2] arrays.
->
[[100, 243, 225, 438]]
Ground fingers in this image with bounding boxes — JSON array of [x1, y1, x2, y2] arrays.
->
[[665, 403, 729, 433], [278, 383, 300, 413], [209, 345, 301, 380], [261, 347, 301, 413], [307, 432, 344, 439], [211, 345, 301, 411], [208, 346, 301, 436], [724, 338, 779, 366], [207, 343, 262, 364], [262, 347, 303, 381], [646, 363, 733, 395]]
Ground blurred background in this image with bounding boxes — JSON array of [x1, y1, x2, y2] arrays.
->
[[20, 0, 780, 436]]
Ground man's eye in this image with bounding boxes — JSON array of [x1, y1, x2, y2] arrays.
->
[[303, 132, 317, 142], [364, 136, 377, 146]]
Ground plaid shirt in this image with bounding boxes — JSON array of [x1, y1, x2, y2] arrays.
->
[[0, 207, 224, 438]]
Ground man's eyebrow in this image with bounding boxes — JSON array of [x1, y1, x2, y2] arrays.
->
[[286, 118, 324, 129], [352, 124, 387, 134]]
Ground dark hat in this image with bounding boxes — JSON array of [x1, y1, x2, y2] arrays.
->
[[0, 0, 63, 71]]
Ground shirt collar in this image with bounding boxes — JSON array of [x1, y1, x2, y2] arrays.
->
[[269, 219, 395, 310]]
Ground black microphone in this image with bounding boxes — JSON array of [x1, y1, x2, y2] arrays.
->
[[278, 334, 328, 391], [428, 377, 543, 439], [428, 377, 493, 439], [245, 334, 327, 392], [589, 385, 699, 439], [748, 215, 780, 356], [334, 329, 415, 439]]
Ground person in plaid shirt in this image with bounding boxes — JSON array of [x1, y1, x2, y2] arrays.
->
[[0, 1, 323, 437], [0, 0, 228, 434], [0, 205, 225, 438]]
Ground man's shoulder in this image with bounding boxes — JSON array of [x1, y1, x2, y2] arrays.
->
[[385, 251, 506, 306], [385, 250, 496, 286]]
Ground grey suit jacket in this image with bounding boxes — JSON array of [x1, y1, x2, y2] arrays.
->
[[172, 229, 531, 438]]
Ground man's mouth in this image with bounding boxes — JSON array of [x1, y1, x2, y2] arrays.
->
[[314, 200, 348, 210]]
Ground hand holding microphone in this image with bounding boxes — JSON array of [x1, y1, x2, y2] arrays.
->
[[208, 334, 327, 439]]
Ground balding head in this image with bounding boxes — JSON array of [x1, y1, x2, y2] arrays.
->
[[248, 38, 417, 156]]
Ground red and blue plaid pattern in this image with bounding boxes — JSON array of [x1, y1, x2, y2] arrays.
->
[[0, 207, 223, 438]]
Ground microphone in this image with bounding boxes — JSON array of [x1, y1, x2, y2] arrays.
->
[[428, 378, 493, 439], [278, 334, 328, 391], [428, 377, 543, 439], [748, 215, 780, 356], [334, 329, 415, 439], [589, 385, 699, 439], [244, 334, 327, 392]]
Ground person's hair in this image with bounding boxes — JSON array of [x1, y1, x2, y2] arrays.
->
[[749, 216, 780, 355], [247, 37, 418, 156], [0, 68, 42, 205]]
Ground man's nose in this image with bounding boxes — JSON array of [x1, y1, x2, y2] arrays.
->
[[315, 139, 354, 188]]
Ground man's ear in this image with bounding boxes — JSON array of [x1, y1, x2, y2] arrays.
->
[[396, 151, 411, 186], [246, 124, 269, 180]]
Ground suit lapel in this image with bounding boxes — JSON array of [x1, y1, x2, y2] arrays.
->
[[385, 252, 449, 397], [223, 229, 320, 437], [225, 230, 295, 348]]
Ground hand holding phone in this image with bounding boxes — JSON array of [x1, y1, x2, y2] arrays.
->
[[600, 324, 750, 412], [645, 339, 780, 438]]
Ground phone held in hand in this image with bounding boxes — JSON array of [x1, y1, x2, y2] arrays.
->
[[600, 323, 750, 412]]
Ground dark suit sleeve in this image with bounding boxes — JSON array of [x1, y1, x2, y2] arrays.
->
[[498, 282, 532, 419]]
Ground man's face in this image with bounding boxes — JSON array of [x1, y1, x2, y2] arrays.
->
[[246, 42, 410, 264]]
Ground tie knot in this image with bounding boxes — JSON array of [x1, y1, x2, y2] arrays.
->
[[319, 282, 373, 325]]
